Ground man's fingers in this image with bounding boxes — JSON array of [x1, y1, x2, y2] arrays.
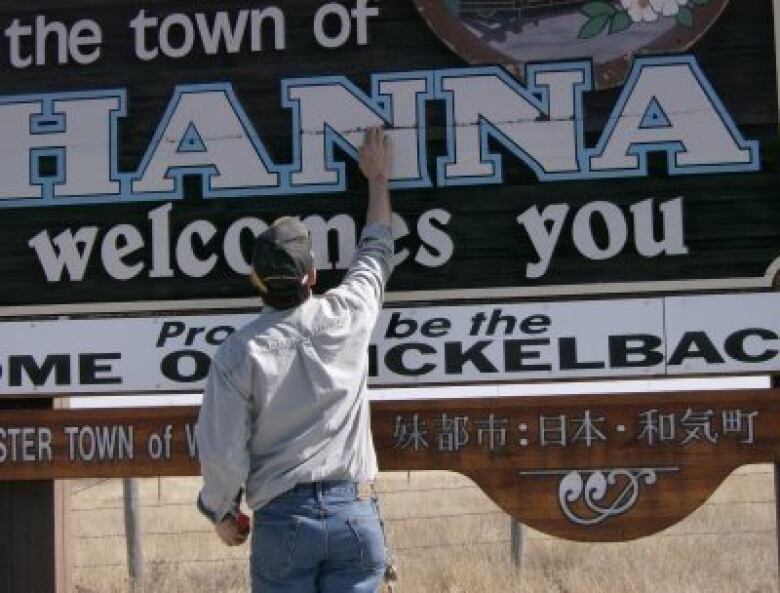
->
[[358, 126, 391, 184], [222, 531, 246, 546], [216, 516, 250, 546], [361, 129, 371, 150], [361, 126, 389, 149], [367, 126, 385, 147]]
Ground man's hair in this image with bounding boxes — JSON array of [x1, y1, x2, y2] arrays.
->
[[255, 280, 311, 310]]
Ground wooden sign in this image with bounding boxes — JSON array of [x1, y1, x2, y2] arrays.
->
[[0, 1, 777, 315], [374, 388, 780, 541], [1, 388, 779, 541]]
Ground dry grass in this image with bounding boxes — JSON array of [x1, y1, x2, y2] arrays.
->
[[69, 465, 778, 593]]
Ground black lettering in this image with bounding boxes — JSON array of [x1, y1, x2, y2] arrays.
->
[[385, 312, 418, 339], [421, 318, 451, 338], [185, 327, 206, 346], [368, 344, 378, 377], [469, 312, 487, 336], [9, 354, 70, 387], [668, 332, 725, 366], [559, 337, 605, 370], [160, 350, 211, 383], [609, 334, 664, 368], [504, 339, 551, 372], [79, 353, 122, 385], [384, 343, 436, 377], [486, 309, 516, 336], [520, 315, 551, 335], [156, 321, 186, 347], [444, 341, 497, 374], [724, 328, 778, 363], [206, 326, 235, 346]]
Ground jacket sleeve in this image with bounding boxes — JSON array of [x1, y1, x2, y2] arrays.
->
[[324, 223, 394, 320], [195, 355, 252, 524]]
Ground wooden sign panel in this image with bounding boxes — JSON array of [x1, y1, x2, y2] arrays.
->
[[0, 1, 777, 314], [1, 388, 779, 541]]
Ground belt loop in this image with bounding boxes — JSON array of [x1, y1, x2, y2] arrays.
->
[[356, 481, 373, 501]]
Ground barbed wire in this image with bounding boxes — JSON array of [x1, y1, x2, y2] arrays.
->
[[171, 106, 780, 140], [71, 478, 112, 495], [393, 538, 511, 554], [74, 558, 246, 569], [74, 525, 776, 543], [69, 472, 779, 574], [70, 497, 775, 518], [73, 509, 509, 539], [73, 528, 777, 570]]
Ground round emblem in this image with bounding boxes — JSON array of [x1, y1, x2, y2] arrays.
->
[[411, 0, 729, 89]]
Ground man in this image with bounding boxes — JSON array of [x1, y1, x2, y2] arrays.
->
[[196, 127, 394, 593]]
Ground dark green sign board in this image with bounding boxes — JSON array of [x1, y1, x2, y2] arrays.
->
[[0, 0, 777, 312]]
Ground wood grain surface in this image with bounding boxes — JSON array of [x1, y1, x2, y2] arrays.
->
[[1, 388, 779, 541]]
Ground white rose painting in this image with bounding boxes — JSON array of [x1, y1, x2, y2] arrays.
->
[[621, 0, 658, 23], [581, 0, 704, 38], [413, 0, 729, 89]]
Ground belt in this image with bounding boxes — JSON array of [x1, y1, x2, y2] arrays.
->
[[287, 480, 375, 500]]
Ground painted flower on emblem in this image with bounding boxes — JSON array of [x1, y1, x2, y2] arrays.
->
[[650, 0, 689, 17], [578, 0, 708, 39], [621, 0, 657, 23]]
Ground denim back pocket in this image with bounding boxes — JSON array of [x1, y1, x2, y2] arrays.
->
[[346, 510, 387, 571], [252, 517, 301, 579]]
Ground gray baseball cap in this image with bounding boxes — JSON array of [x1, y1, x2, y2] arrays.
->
[[251, 217, 313, 291]]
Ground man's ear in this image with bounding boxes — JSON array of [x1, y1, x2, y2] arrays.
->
[[302, 267, 317, 287]]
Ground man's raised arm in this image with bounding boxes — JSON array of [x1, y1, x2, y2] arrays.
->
[[359, 127, 393, 228], [324, 127, 394, 314]]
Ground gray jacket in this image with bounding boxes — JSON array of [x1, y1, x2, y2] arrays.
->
[[196, 224, 393, 522]]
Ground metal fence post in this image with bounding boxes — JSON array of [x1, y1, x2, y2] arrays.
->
[[774, 272, 780, 591], [510, 518, 524, 567], [774, 374, 779, 593], [123, 478, 145, 593], [775, 459, 780, 593]]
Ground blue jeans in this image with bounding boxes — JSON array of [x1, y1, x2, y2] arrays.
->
[[251, 481, 387, 593]]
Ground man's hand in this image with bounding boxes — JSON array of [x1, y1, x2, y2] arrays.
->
[[215, 512, 251, 546], [359, 127, 392, 186], [359, 127, 393, 227]]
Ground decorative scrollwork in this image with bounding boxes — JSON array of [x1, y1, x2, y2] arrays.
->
[[519, 467, 678, 526]]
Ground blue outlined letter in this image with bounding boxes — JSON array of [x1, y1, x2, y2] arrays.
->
[[131, 83, 280, 199], [435, 63, 591, 186], [0, 90, 125, 205], [588, 56, 759, 177], [283, 72, 432, 192]]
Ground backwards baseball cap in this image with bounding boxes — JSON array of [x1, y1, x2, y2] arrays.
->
[[251, 217, 314, 306]]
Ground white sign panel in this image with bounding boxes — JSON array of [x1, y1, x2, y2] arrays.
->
[[665, 293, 780, 375], [0, 293, 777, 396]]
